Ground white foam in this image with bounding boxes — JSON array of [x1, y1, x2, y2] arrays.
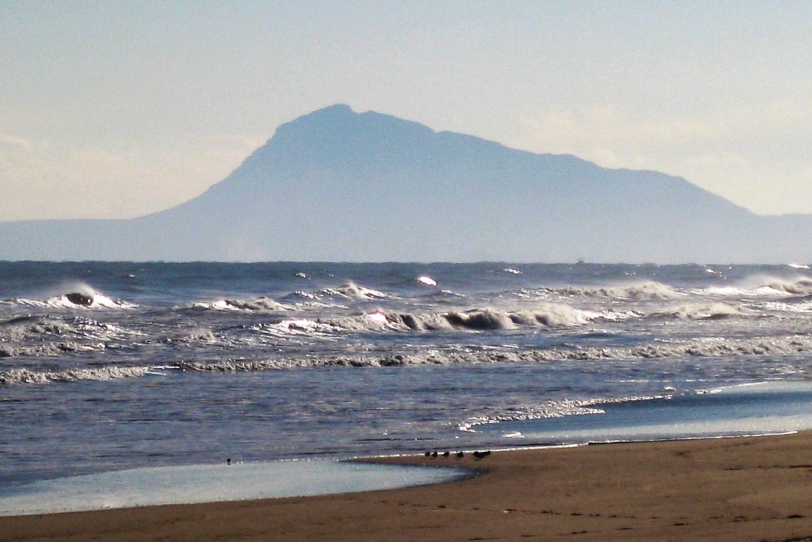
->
[[556, 281, 681, 301], [417, 276, 437, 286], [193, 297, 291, 312], [488, 381, 812, 445], [320, 282, 389, 300], [513, 416, 811, 444], [0, 366, 149, 385], [0, 460, 467, 517]]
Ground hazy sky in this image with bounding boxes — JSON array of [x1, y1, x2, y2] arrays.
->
[[2, 1, 811, 220]]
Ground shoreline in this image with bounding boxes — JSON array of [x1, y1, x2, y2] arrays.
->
[[4, 432, 812, 541]]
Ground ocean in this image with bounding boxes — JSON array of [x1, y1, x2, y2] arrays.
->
[[3, 261, 812, 495]]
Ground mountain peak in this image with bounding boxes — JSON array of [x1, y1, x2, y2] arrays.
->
[[262, 104, 436, 164]]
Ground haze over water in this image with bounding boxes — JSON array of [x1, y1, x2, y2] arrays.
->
[[3, 261, 812, 490]]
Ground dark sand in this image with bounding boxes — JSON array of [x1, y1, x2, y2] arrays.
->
[[4, 432, 812, 541]]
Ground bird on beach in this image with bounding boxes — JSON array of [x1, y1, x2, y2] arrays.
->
[[456, 451, 464, 458], [442, 451, 450, 457], [431, 451, 438, 458]]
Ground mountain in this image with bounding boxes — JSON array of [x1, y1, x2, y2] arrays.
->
[[1, 104, 810, 263]]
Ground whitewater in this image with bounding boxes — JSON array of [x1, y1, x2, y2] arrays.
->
[[3, 261, 812, 492]]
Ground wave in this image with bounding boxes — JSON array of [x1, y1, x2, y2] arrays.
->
[[725, 275, 812, 297], [511, 304, 596, 326], [192, 297, 292, 312], [0, 316, 143, 358], [6, 334, 812, 385], [0, 366, 149, 385], [549, 281, 680, 301], [416, 276, 437, 286], [415, 289, 468, 305], [318, 282, 389, 300], [174, 334, 812, 372], [765, 278, 812, 296], [445, 309, 516, 330], [763, 300, 812, 314], [282, 282, 390, 304], [233, 305, 598, 337], [0, 341, 104, 358], [161, 328, 218, 343], [0, 316, 74, 339], [458, 395, 672, 431], [7, 287, 135, 310], [249, 319, 340, 337], [351, 305, 596, 333], [442, 305, 594, 330], [651, 302, 743, 320]]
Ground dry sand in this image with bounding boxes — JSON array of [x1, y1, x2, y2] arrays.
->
[[3, 432, 812, 541]]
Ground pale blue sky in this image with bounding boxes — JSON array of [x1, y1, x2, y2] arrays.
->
[[2, 1, 811, 220]]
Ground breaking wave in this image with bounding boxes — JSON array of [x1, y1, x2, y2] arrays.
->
[[174, 334, 812, 372], [193, 297, 292, 312], [6, 334, 812, 385], [652, 302, 743, 320], [723, 275, 812, 297], [7, 284, 135, 310], [318, 282, 389, 300], [289, 305, 598, 334], [765, 278, 812, 296], [552, 281, 680, 300], [0, 366, 151, 385], [0, 316, 143, 359], [0, 341, 104, 358], [458, 395, 673, 431], [441, 305, 595, 330]]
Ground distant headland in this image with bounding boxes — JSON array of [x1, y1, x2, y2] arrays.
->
[[1, 104, 809, 263]]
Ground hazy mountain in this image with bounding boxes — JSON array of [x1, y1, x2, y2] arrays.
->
[[1, 104, 810, 263]]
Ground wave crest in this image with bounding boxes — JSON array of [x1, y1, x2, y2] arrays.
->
[[766, 278, 812, 296], [0, 366, 149, 384], [193, 297, 291, 312], [556, 281, 679, 300]]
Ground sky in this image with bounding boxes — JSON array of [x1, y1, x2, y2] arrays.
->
[[2, 0, 811, 221]]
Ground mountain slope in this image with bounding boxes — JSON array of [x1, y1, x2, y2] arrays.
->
[[0, 104, 809, 263]]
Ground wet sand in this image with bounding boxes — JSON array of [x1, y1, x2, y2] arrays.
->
[[3, 432, 812, 541]]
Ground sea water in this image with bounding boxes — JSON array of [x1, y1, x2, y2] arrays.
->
[[0, 460, 469, 516], [2, 262, 812, 511]]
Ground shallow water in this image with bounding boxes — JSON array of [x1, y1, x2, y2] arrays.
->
[[0, 460, 468, 516], [479, 380, 812, 443]]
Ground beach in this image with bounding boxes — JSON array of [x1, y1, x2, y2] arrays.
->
[[4, 262, 812, 540], [3, 432, 812, 541]]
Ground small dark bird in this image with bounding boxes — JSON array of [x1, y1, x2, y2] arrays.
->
[[442, 451, 450, 457], [226, 458, 231, 465], [424, 451, 431, 457], [456, 451, 464, 458], [431, 451, 438, 458], [473, 451, 483, 459], [483, 450, 492, 457]]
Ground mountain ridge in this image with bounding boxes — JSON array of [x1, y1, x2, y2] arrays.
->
[[0, 104, 809, 263]]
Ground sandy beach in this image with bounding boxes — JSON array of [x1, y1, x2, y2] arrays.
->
[[3, 432, 812, 541]]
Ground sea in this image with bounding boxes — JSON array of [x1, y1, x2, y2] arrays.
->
[[3, 261, 812, 509]]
